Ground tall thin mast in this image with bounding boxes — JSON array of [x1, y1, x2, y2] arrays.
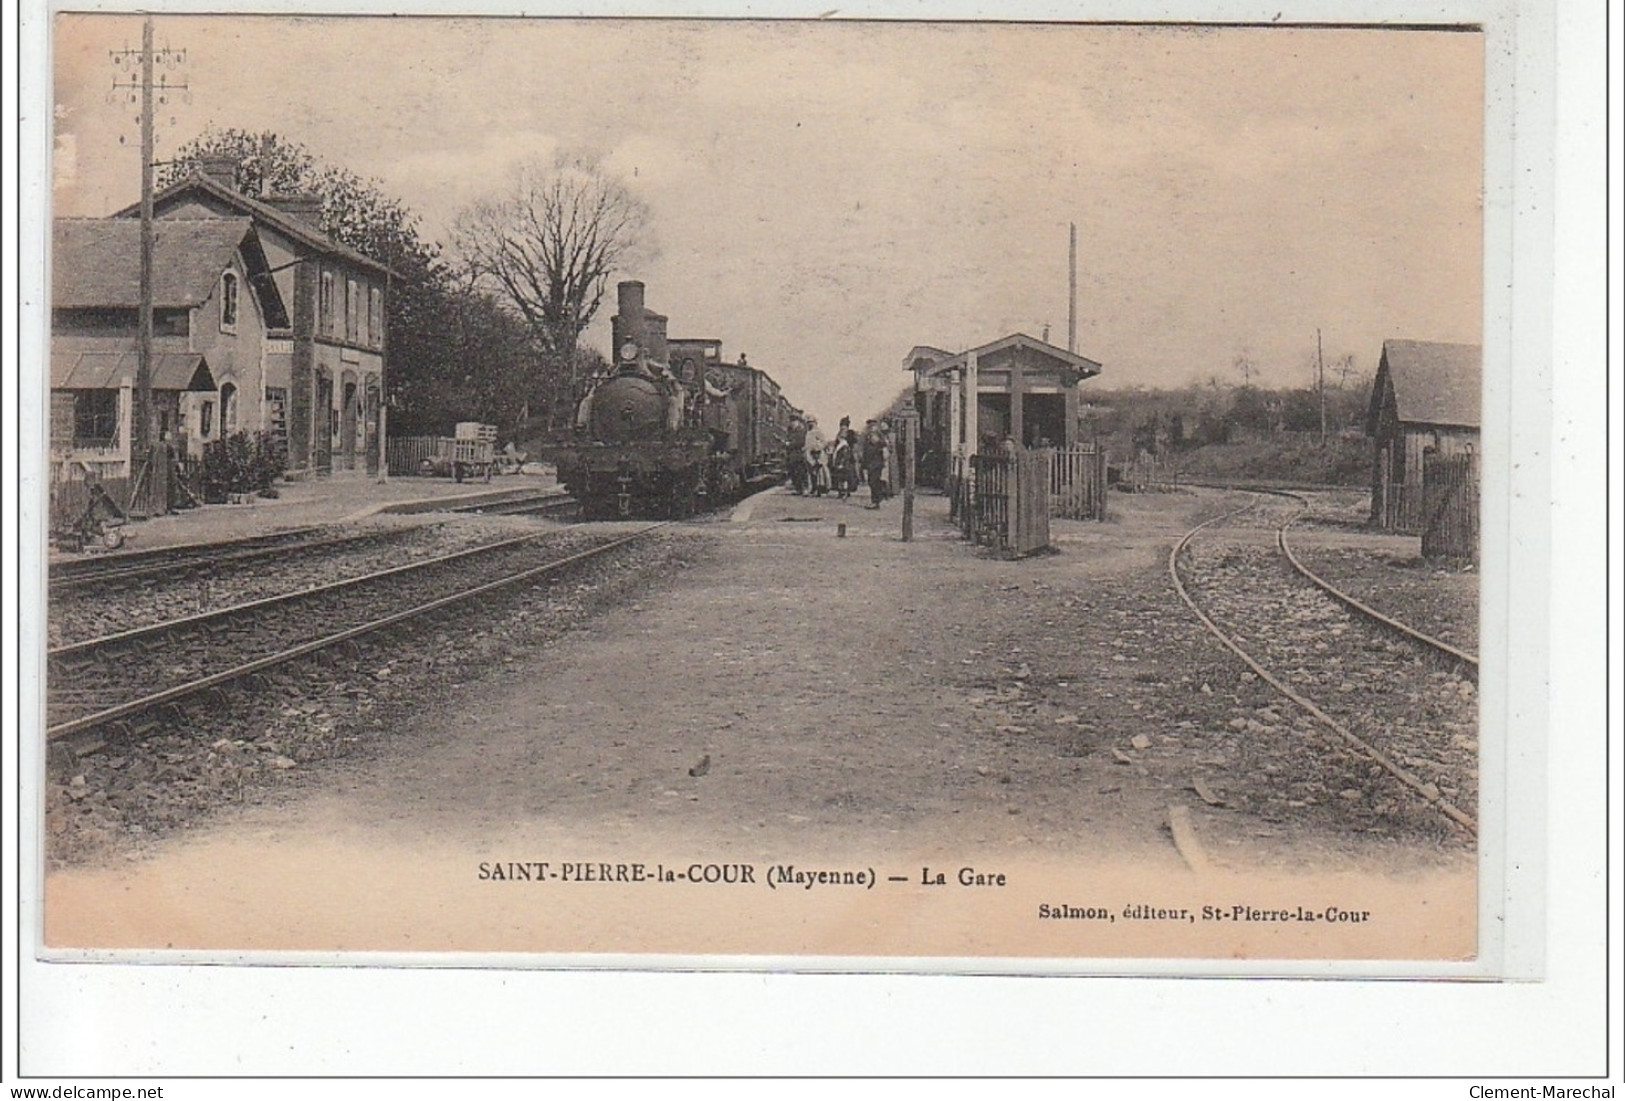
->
[[1317, 327, 1326, 448], [136, 16, 155, 460], [1067, 222, 1077, 354]]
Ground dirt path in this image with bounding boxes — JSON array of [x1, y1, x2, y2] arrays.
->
[[43, 488, 1476, 960]]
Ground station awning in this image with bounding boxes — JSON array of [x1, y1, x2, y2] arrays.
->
[[51, 349, 216, 392]]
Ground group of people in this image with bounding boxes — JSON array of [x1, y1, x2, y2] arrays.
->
[[785, 415, 894, 509]]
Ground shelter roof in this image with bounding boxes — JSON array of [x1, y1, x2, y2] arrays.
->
[[902, 345, 956, 373], [1374, 339, 1481, 429], [922, 333, 1102, 382]]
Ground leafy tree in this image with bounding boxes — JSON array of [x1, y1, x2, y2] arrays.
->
[[1279, 388, 1322, 433], [159, 128, 316, 198]]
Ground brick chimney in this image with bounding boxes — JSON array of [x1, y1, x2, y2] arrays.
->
[[263, 193, 326, 229], [196, 155, 239, 190]]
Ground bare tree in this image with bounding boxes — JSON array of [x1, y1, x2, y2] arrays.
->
[[1233, 350, 1256, 388], [453, 154, 652, 369]]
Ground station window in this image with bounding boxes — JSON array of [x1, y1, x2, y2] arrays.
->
[[221, 382, 238, 435], [199, 400, 214, 439], [346, 278, 360, 342], [320, 271, 336, 335], [368, 287, 383, 348], [72, 390, 119, 448], [220, 272, 238, 331]]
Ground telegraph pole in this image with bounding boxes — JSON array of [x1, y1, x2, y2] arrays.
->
[[138, 17, 156, 461], [111, 19, 185, 499], [1316, 327, 1326, 448], [1067, 222, 1077, 354]]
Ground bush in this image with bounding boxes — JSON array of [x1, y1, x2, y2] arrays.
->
[[202, 430, 288, 502]]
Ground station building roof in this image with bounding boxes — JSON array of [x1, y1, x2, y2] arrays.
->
[[113, 171, 395, 279], [52, 217, 290, 329]]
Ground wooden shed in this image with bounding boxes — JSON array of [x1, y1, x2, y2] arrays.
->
[[1366, 339, 1480, 530]]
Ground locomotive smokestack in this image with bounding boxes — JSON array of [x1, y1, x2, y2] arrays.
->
[[619, 280, 646, 320], [615, 280, 647, 362]]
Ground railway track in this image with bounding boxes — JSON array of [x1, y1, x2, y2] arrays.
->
[[47, 526, 436, 608], [49, 526, 328, 592], [451, 490, 577, 518], [1170, 491, 1479, 835], [1278, 511, 1479, 677], [47, 524, 668, 748]]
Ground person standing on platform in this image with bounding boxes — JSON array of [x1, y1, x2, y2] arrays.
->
[[861, 419, 888, 509], [786, 416, 809, 495], [805, 417, 830, 497], [880, 421, 898, 501], [831, 427, 857, 501]]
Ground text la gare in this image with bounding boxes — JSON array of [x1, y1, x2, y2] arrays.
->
[[921, 867, 1007, 887]]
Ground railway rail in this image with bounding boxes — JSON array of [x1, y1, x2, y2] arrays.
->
[[47, 524, 668, 748], [1278, 513, 1479, 677], [1170, 491, 1478, 835], [450, 490, 577, 519], [49, 526, 328, 592], [1182, 483, 1478, 673], [47, 526, 440, 603]]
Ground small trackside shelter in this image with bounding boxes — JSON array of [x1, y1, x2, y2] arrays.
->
[[905, 333, 1102, 484]]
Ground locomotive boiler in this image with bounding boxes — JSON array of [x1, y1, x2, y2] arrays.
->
[[539, 281, 800, 519]]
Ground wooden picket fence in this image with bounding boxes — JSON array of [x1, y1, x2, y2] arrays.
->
[[950, 450, 1051, 556], [50, 471, 132, 531], [1048, 445, 1109, 521], [386, 436, 438, 476], [49, 445, 180, 532], [1420, 452, 1479, 562], [1374, 480, 1427, 533]]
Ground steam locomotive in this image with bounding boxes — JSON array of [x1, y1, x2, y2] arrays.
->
[[540, 281, 803, 519]]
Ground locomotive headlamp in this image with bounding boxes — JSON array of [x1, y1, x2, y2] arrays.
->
[[619, 341, 640, 363]]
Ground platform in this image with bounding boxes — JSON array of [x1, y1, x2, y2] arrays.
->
[[46, 472, 560, 559]]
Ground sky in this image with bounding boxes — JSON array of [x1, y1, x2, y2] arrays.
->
[[51, 16, 1485, 426]]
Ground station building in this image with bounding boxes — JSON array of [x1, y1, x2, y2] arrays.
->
[[113, 159, 392, 477], [50, 216, 289, 479]]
